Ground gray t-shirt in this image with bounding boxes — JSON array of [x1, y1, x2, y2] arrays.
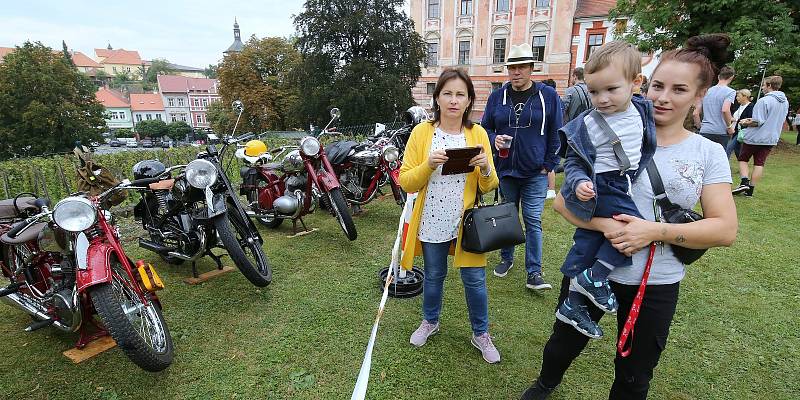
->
[[584, 102, 643, 173], [608, 134, 731, 285], [699, 85, 735, 135]]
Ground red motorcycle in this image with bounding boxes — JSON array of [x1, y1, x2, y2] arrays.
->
[[239, 108, 357, 240], [0, 177, 174, 372]]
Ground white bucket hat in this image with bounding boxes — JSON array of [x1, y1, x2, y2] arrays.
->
[[505, 43, 536, 66]]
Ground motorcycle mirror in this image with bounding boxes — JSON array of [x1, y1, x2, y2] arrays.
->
[[330, 107, 341, 120], [232, 100, 244, 114]]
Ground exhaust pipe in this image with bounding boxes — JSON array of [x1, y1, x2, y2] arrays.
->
[[0, 293, 72, 332]]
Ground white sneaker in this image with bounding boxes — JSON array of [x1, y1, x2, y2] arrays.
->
[[546, 189, 556, 200], [410, 320, 439, 347]]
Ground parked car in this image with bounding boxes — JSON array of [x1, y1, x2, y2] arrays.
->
[[109, 139, 123, 147], [160, 140, 172, 148], [126, 140, 138, 148], [140, 139, 153, 148]]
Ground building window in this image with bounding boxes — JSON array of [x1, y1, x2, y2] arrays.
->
[[460, 0, 472, 16], [535, 0, 549, 7], [193, 98, 200, 107], [136, 114, 143, 122], [428, 0, 439, 19], [426, 42, 439, 67], [112, 66, 117, 73], [156, 114, 162, 121], [496, 0, 510, 12], [177, 98, 185, 107], [458, 41, 471, 65], [168, 98, 175, 107], [146, 114, 152, 120], [202, 98, 208, 107], [426, 83, 436, 95], [493, 38, 506, 64], [492, 82, 503, 91], [532, 35, 546, 62], [171, 114, 177, 122], [180, 114, 187, 122], [586, 33, 605, 60], [196, 114, 202, 124]]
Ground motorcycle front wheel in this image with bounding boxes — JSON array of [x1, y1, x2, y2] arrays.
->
[[89, 255, 174, 372], [326, 188, 357, 241], [213, 210, 272, 287]]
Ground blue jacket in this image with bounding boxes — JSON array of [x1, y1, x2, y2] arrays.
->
[[558, 96, 657, 221], [481, 81, 562, 178]]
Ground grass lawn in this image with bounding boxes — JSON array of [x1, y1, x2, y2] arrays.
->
[[1, 133, 798, 399]]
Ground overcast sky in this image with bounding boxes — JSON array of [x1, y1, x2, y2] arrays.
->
[[1, 0, 309, 67]]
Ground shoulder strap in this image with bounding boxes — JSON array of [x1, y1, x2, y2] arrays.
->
[[575, 84, 591, 111], [589, 110, 631, 174], [645, 160, 674, 210]]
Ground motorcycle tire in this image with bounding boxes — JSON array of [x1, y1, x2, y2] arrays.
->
[[213, 212, 272, 287], [246, 187, 283, 228], [327, 188, 357, 241], [88, 255, 174, 372]]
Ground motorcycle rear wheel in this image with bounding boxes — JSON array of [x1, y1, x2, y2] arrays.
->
[[327, 188, 357, 241], [89, 255, 174, 372], [213, 211, 272, 287], [246, 186, 283, 228]]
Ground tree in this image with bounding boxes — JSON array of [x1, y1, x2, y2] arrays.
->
[[611, 0, 800, 109], [0, 42, 105, 159], [204, 64, 218, 79], [217, 36, 303, 131], [294, 0, 426, 126], [206, 101, 234, 136], [167, 121, 192, 141], [114, 128, 134, 138], [135, 119, 168, 138], [144, 59, 176, 84]]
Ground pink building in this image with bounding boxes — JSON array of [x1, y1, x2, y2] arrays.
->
[[157, 75, 221, 129]]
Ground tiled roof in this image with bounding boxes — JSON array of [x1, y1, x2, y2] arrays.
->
[[157, 75, 219, 93], [96, 87, 130, 108], [71, 51, 100, 67], [130, 93, 165, 111], [575, 0, 617, 18], [95, 48, 142, 65]]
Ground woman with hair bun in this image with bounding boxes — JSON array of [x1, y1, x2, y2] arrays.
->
[[520, 34, 738, 400]]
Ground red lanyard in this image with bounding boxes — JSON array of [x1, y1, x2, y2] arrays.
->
[[617, 242, 657, 358]]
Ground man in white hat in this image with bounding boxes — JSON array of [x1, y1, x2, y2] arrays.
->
[[481, 43, 563, 291]]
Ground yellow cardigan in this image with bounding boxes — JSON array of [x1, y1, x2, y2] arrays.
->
[[399, 121, 499, 270]]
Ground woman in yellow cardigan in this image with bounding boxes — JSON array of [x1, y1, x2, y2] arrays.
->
[[399, 68, 500, 363]]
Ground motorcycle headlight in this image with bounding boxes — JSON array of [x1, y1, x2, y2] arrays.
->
[[300, 137, 321, 157], [53, 197, 96, 232], [382, 145, 400, 163], [185, 159, 218, 189]]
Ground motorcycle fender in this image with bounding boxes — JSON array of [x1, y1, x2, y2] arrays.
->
[[388, 168, 401, 186], [316, 171, 340, 192], [192, 192, 227, 220], [76, 242, 114, 293]]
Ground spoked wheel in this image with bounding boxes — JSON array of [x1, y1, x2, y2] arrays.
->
[[246, 181, 283, 228], [326, 188, 357, 241], [214, 207, 272, 287], [89, 255, 174, 372]]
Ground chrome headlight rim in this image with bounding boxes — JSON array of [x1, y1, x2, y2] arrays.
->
[[300, 136, 321, 157], [382, 145, 400, 162], [185, 159, 218, 189], [53, 196, 97, 232]]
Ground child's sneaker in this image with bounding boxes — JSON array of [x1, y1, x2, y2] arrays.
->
[[571, 270, 618, 314], [471, 332, 501, 363], [555, 299, 603, 339], [409, 320, 439, 347]]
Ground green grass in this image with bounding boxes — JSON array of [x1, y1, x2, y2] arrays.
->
[[1, 134, 799, 399]]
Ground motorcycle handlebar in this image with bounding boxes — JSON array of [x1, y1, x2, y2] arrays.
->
[[129, 177, 163, 187], [6, 220, 30, 239]]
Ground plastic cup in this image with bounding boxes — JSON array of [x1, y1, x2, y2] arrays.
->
[[498, 136, 513, 158]]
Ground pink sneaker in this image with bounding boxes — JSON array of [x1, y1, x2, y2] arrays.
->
[[471, 333, 500, 363], [409, 320, 440, 347]]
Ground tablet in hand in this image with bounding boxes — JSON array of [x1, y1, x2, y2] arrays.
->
[[441, 146, 481, 175]]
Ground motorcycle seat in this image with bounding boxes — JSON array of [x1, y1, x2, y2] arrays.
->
[[0, 197, 37, 219], [149, 179, 175, 190], [325, 141, 359, 165], [1, 222, 47, 245]]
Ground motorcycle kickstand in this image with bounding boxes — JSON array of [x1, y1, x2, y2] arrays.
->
[[191, 261, 199, 278], [206, 250, 226, 270], [291, 218, 310, 235]]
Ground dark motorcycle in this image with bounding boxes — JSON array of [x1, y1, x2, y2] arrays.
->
[[134, 101, 272, 287], [0, 180, 175, 372], [239, 108, 357, 241]]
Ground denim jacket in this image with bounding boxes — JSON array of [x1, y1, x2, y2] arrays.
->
[[558, 96, 657, 221]]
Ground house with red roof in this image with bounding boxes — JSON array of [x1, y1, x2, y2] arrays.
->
[[95, 44, 143, 79], [130, 93, 166, 130], [96, 87, 133, 132], [157, 75, 220, 129]]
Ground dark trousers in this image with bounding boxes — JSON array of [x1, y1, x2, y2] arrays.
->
[[538, 276, 680, 400], [795, 125, 800, 145], [700, 133, 729, 150]]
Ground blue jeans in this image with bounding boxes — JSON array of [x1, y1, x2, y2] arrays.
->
[[726, 132, 741, 159], [421, 241, 489, 335], [499, 174, 548, 275]]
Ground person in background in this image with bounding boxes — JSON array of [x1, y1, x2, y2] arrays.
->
[[400, 68, 501, 363], [481, 43, 563, 289], [726, 89, 754, 158], [733, 75, 790, 197], [793, 108, 800, 145], [695, 66, 736, 149]]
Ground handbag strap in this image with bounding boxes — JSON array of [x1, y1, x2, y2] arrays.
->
[[589, 110, 631, 175], [645, 160, 676, 212], [474, 188, 500, 207], [617, 242, 656, 357]]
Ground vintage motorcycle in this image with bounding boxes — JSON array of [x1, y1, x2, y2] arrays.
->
[[238, 108, 357, 241], [0, 180, 174, 372], [133, 101, 272, 287]]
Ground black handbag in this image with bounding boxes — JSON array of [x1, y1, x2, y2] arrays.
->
[[646, 161, 707, 265], [461, 189, 525, 253]]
